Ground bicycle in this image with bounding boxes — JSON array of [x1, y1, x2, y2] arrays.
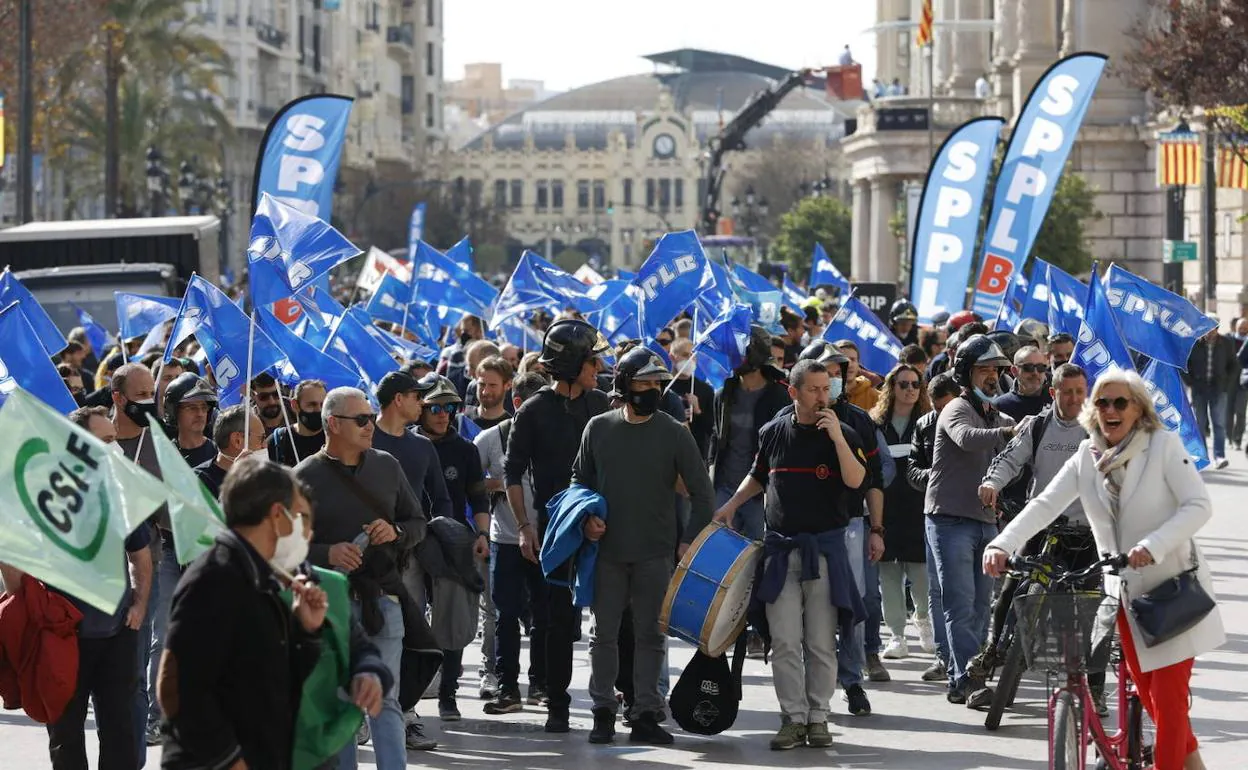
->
[[980, 520, 1097, 729], [1005, 552, 1156, 770]]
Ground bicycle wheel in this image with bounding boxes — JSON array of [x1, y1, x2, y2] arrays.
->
[[1126, 694, 1155, 767], [1052, 691, 1082, 770], [984, 640, 1026, 731]]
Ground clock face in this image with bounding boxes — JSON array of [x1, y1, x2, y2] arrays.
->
[[653, 133, 676, 159]]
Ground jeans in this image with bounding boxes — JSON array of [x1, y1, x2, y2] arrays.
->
[[863, 549, 883, 655], [336, 597, 406, 770], [49, 630, 138, 770], [490, 542, 547, 692], [144, 538, 180, 729], [766, 550, 839, 724], [478, 557, 495, 677], [836, 517, 866, 689], [716, 485, 764, 542], [588, 556, 672, 715], [1229, 386, 1248, 447], [924, 524, 949, 664], [878, 561, 929, 638], [1191, 387, 1228, 458], [926, 515, 997, 689]]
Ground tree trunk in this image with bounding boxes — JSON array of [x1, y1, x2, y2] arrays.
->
[[103, 28, 120, 218]]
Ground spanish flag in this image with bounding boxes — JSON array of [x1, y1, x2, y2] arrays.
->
[[916, 0, 934, 48]]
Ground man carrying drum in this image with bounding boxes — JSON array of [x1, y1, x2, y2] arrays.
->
[[713, 358, 868, 751], [570, 347, 715, 746]]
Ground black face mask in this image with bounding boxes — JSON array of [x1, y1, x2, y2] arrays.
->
[[627, 389, 662, 417], [123, 397, 159, 426], [297, 410, 323, 432]]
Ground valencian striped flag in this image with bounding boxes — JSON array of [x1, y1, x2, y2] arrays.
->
[[1218, 146, 1248, 190], [916, 0, 933, 47], [1156, 131, 1202, 186]]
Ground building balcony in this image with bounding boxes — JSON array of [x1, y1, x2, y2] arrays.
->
[[853, 95, 990, 135], [255, 21, 287, 50], [387, 24, 414, 50]]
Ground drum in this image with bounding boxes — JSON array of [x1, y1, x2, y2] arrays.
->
[[660, 522, 761, 657]]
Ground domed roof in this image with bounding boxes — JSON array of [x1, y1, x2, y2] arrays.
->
[[463, 56, 858, 153]]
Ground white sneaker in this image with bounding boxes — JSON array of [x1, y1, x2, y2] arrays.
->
[[882, 636, 909, 659], [1215, 456, 1229, 469], [916, 617, 937, 654], [479, 671, 499, 700]]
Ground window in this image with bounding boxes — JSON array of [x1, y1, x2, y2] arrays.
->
[[577, 180, 590, 211], [298, 16, 304, 63], [646, 179, 656, 209], [659, 179, 671, 211], [592, 180, 605, 211], [622, 178, 633, 208], [674, 179, 684, 211], [312, 24, 321, 72], [510, 179, 523, 209], [697, 178, 707, 212], [401, 75, 414, 114], [426, 0, 435, 26], [468, 180, 483, 206], [552, 180, 564, 210], [426, 42, 435, 77], [493, 180, 507, 209], [536, 180, 549, 210]]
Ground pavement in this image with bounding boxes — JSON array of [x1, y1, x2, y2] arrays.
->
[[3, 452, 1247, 770]]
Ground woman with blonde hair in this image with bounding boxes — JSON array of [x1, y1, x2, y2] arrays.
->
[[984, 368, 1224, 770], [871, 364, 936, 659]]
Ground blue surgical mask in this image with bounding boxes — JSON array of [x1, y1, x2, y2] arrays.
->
[[828, 377, 844, 402], [974, 386, 1008, 405]]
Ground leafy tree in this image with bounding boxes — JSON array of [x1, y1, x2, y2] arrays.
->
[[1031, 171, 1104, 276], [768, 196, 852, 281], [730, 138, 842, 243], [551, 247, 588, 274]]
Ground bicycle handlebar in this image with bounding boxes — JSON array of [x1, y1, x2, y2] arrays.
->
[[1005, 552, 1128, 584]]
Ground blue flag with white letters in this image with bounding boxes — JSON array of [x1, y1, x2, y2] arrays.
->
[[115, 292, 182, 341], [809, 242, 852, 294], [727, 262, 783, 333], [164, 278, 288, 402], [247, 193, 361, 305], [322, 309, 400, 390], [255, 307, 363, 392], [490, 251, 601, 329], [1071, 267, 1133, 386], [616, 269, 636, 282], [72, 304, 111, 357], [250, 94, 354, 220], [693, 260, 737, 334], [782, 277, 808, 311], [822, 296, 903, 376], [407, 203, 427, 261], [411, 241, 497, 315], [1046, 264, 1087, 337], [1019, 260, 1053, 323], [0, 302, 77, 413], [495, 315, 546, 352], [971, 54, 1107, 317], [1139, 359, 1211, 470], [631, 230, 714, 341], [446, 236, 474, 272], [0, 269, 67, 355], [910, 117, 1005, 324], [365, 273, 412, 328], [692, 304, 753, 374], [1104, 264, 1215, 371]]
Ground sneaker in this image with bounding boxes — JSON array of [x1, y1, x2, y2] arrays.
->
[[746, 630, 765, 659], [405, 719, 438, 751], [865, 653, 891, 682], [916, 617, 937, 654], [922, 659, 948, 682], [589, 706, 616, 744], [484, 688, 523, 715], [805, 720, 834, 749], [1090, 684, 1110, 718], [526, 684, 547, 706], [1216, 456, 1229, 469], [966, 684, 995, 710], [438, 697, 461, 722], [544, 708, 570, 733], [769, 719, 807, 750], [882, 636, 909, 659], [843, 684, 872, 716], [946, 685, 968, 704], [144, 724, 162, 746], [356, 720, 370, 746], [479, 672, 499, 700], [629, 712, 674, 745]]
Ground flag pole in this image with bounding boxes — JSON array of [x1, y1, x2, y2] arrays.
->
[[243, 310, 257, 451], [277, 390, 302, 466]]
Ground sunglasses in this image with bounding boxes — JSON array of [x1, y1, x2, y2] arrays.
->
[[657, 338, 673, 347], [332, 412, 377, 428], [254, 390, 282, 402], [425, 403, 459, 416], [1019, 363, 1049, 374], [1094, 397, 1131, 412], [895, 380, 922, 391]]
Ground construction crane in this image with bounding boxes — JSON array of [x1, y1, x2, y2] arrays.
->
[[699, 67, 820, 235]]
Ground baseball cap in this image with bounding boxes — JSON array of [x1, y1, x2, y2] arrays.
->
[[375, 371, 421, 408]]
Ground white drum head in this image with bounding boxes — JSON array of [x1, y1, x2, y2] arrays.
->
[[703, 545, 761, 656]]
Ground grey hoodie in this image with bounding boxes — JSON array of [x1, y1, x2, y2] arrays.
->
[[982, 406, 1088, 524]]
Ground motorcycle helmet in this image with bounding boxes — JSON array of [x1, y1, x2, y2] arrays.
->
[[162, 373, 217, 431], [947, 309, 981, 332], [608, 346, 672, 399], [1013, 318, 1049, 346], [889, 299, 919, 323], [798, 339, 850, 382], [413, 373, 462, 404], [538, 319, 610, 382], [738, 324, 776, 374], [952, 334, 1012, 388], [986, 330, 1023, 365]]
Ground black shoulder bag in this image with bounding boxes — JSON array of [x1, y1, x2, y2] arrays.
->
[[1128, 540, 1215, 648]]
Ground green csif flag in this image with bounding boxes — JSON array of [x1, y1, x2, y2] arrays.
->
[[0, 388, 171, 613], [145, 414, 226, 565]]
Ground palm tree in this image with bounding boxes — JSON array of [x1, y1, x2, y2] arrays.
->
[[57, 0, 231, 215]]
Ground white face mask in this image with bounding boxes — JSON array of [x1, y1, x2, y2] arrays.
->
[[271, 508, 309, 572]]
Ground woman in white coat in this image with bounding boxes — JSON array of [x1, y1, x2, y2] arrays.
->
[[984, 369, 1224, 770]]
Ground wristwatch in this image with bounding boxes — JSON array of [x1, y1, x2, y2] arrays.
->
[[869, 525, 886, 536]]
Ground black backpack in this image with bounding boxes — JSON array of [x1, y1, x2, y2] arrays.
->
[[669, 635, 748, 735]]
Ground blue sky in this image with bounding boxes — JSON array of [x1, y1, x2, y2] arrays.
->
[[444, 0, 878, 93]]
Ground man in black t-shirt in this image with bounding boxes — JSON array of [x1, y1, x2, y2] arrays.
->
[[713, 360, 867, 751]]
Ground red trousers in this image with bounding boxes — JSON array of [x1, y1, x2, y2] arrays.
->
[[1116, 609, 1198, 770]]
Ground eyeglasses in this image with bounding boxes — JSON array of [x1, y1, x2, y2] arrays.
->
[[1019, 363, 1049, 374], [1094, 396, 1131, 412], [254, 390, 281, 403], [895, 381, 922, 391], [425, 403, 459, 416], [332, 413, 377, 428]]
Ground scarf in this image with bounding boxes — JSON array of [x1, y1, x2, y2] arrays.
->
[[1089, 427, 1148, 516]]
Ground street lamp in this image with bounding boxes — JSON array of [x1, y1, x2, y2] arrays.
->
[[177, 160, 196, 215], [145, 146, 167, 216], [213, 175, 235, 279], [731, 184, 769, 259]]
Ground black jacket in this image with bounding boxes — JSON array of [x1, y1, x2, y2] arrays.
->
[[878, 411, 927, 563], [670, 375, 716, 464], [1184, 334, 1237, 392], [160, 531, 322, 770], [710, 369, 791, 491], [906, 410, 938, 496]]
